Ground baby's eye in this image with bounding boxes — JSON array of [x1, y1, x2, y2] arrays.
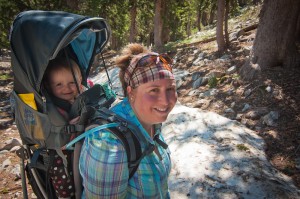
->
[[55, 83, 62, 87]]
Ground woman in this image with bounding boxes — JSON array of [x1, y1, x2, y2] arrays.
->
[[79, 43, 177, 198]]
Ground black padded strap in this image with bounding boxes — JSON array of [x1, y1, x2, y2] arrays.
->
[[154, 135, 168, 149]]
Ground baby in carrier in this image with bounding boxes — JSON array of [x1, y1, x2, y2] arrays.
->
[[43, 56, 88, 198]]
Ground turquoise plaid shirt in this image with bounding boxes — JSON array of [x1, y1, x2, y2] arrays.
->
[[79, 98, 171, 198]]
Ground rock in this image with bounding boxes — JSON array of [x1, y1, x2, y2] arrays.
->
[[243, 46, 251, 55], [295, 157, 300, 170], [11, 165, 21, 180], [224, 108, 235, 113], [266, 85, 272, 92], [10, 145, 21, 152], [194, 99, 211, 109], [242, 103, 251, 112], [244, 89, 252, 97], [245, 108, 269, 120], [191, 71, 203, 81], [164, 105, 300, 199], [226, 65, 237, 75], [230, 102, 236, 108], [199, 88, 218, 98], [31, 193, 38, 198], [262, 111, 279, 127], [188, 90, 200, 96], [236, 114, 243, 120], [192, 77, 208, 89], [0, 138, 22, 151], [207, 71, 225, 78], [2, 158, 12, 169]]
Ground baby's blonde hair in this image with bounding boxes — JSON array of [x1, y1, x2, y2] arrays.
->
[[43, 57, 82, 91]]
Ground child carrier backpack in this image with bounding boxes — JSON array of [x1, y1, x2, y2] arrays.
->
[[9, 10, 157, 199]]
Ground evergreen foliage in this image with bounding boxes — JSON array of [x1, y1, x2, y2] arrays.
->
[[0, 0, 255, 50]]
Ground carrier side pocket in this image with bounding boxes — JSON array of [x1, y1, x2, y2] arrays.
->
[[11, 91, 51, 147]]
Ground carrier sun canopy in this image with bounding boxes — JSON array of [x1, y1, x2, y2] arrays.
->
[[10, 10, 110, 94]]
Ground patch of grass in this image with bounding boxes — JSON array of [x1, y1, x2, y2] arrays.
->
[[0, 188, 9, 194], [0, 74, 11, 80], [232, 74, 240, 80], [236, 144, 249, 151], [208, 76, 218, 88]]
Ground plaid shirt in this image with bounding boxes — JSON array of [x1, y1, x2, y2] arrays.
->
[[79, 98, 171, 198]]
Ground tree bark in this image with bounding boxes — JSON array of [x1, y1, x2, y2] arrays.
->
[[129, 0, 137, 43], [196, 0, 205, 31], [208, 3, 216, 25], [296, 13, 300, 42], [65, 0, 79, 10], [224, 0, 230, 46], [253, 0, 300, 68], [154, 0, 163, 49], [196, 10, 202, 31], [253, 0, 261, 5], [240, 0, 300, 81], [201, 11, 208, 26], [216, 0, 226, 52]]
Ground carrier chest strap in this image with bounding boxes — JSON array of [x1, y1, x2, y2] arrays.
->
[[50, 124, 85, 134]]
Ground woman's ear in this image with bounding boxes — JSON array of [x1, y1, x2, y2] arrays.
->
[[127, 86, 135, 102], [126, 86, 132, 95]]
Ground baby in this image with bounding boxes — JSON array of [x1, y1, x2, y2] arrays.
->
[[43, 56, 84, 198]]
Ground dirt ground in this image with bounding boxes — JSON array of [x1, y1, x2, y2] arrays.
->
[[0, 35, 299, 198]]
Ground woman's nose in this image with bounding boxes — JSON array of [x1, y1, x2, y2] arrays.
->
[[159, 91, 169, 105]]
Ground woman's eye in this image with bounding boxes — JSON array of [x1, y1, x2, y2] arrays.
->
[[150, 88, 159, 93], [167, 87, 176, 92]]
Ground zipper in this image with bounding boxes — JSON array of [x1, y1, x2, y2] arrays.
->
[[42, 96, 47, 113]]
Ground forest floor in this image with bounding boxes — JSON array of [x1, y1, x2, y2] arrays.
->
[[0, 29, 300, 198]]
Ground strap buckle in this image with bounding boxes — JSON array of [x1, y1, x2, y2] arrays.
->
[[65, 125, 76, 133]]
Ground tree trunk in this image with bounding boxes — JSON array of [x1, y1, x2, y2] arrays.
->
[[238, 0, 247, 7], [202, 11, 208, 26], [296, 13, 300, 42], [187, 14, 191, 38], [240, 0, 300, 81], [224, 0, 230, 46], [129, 0, 137, 43], [208, 3, 216, 25], [154, 0, 163, 49], [253, 0, 300, 68], [216, 0, 226, 52], [253, 0, 261, 5], [196, 0, 205, 31], [196, 10, 202, 31], [65, 0, 79, 10]]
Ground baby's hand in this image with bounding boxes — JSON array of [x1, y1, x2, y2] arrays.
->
[[69, 116, 80, 124]]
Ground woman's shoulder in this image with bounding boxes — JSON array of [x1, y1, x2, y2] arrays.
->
[[82, 129, 127, 156]]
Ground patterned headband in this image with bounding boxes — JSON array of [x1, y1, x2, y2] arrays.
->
[[124, 53, 175, 88]]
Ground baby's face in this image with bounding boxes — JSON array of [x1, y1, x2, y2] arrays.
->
[[49, 68, 81, 103]]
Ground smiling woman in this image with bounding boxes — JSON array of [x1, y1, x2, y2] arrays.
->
[[79, 43, 177, 198]]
